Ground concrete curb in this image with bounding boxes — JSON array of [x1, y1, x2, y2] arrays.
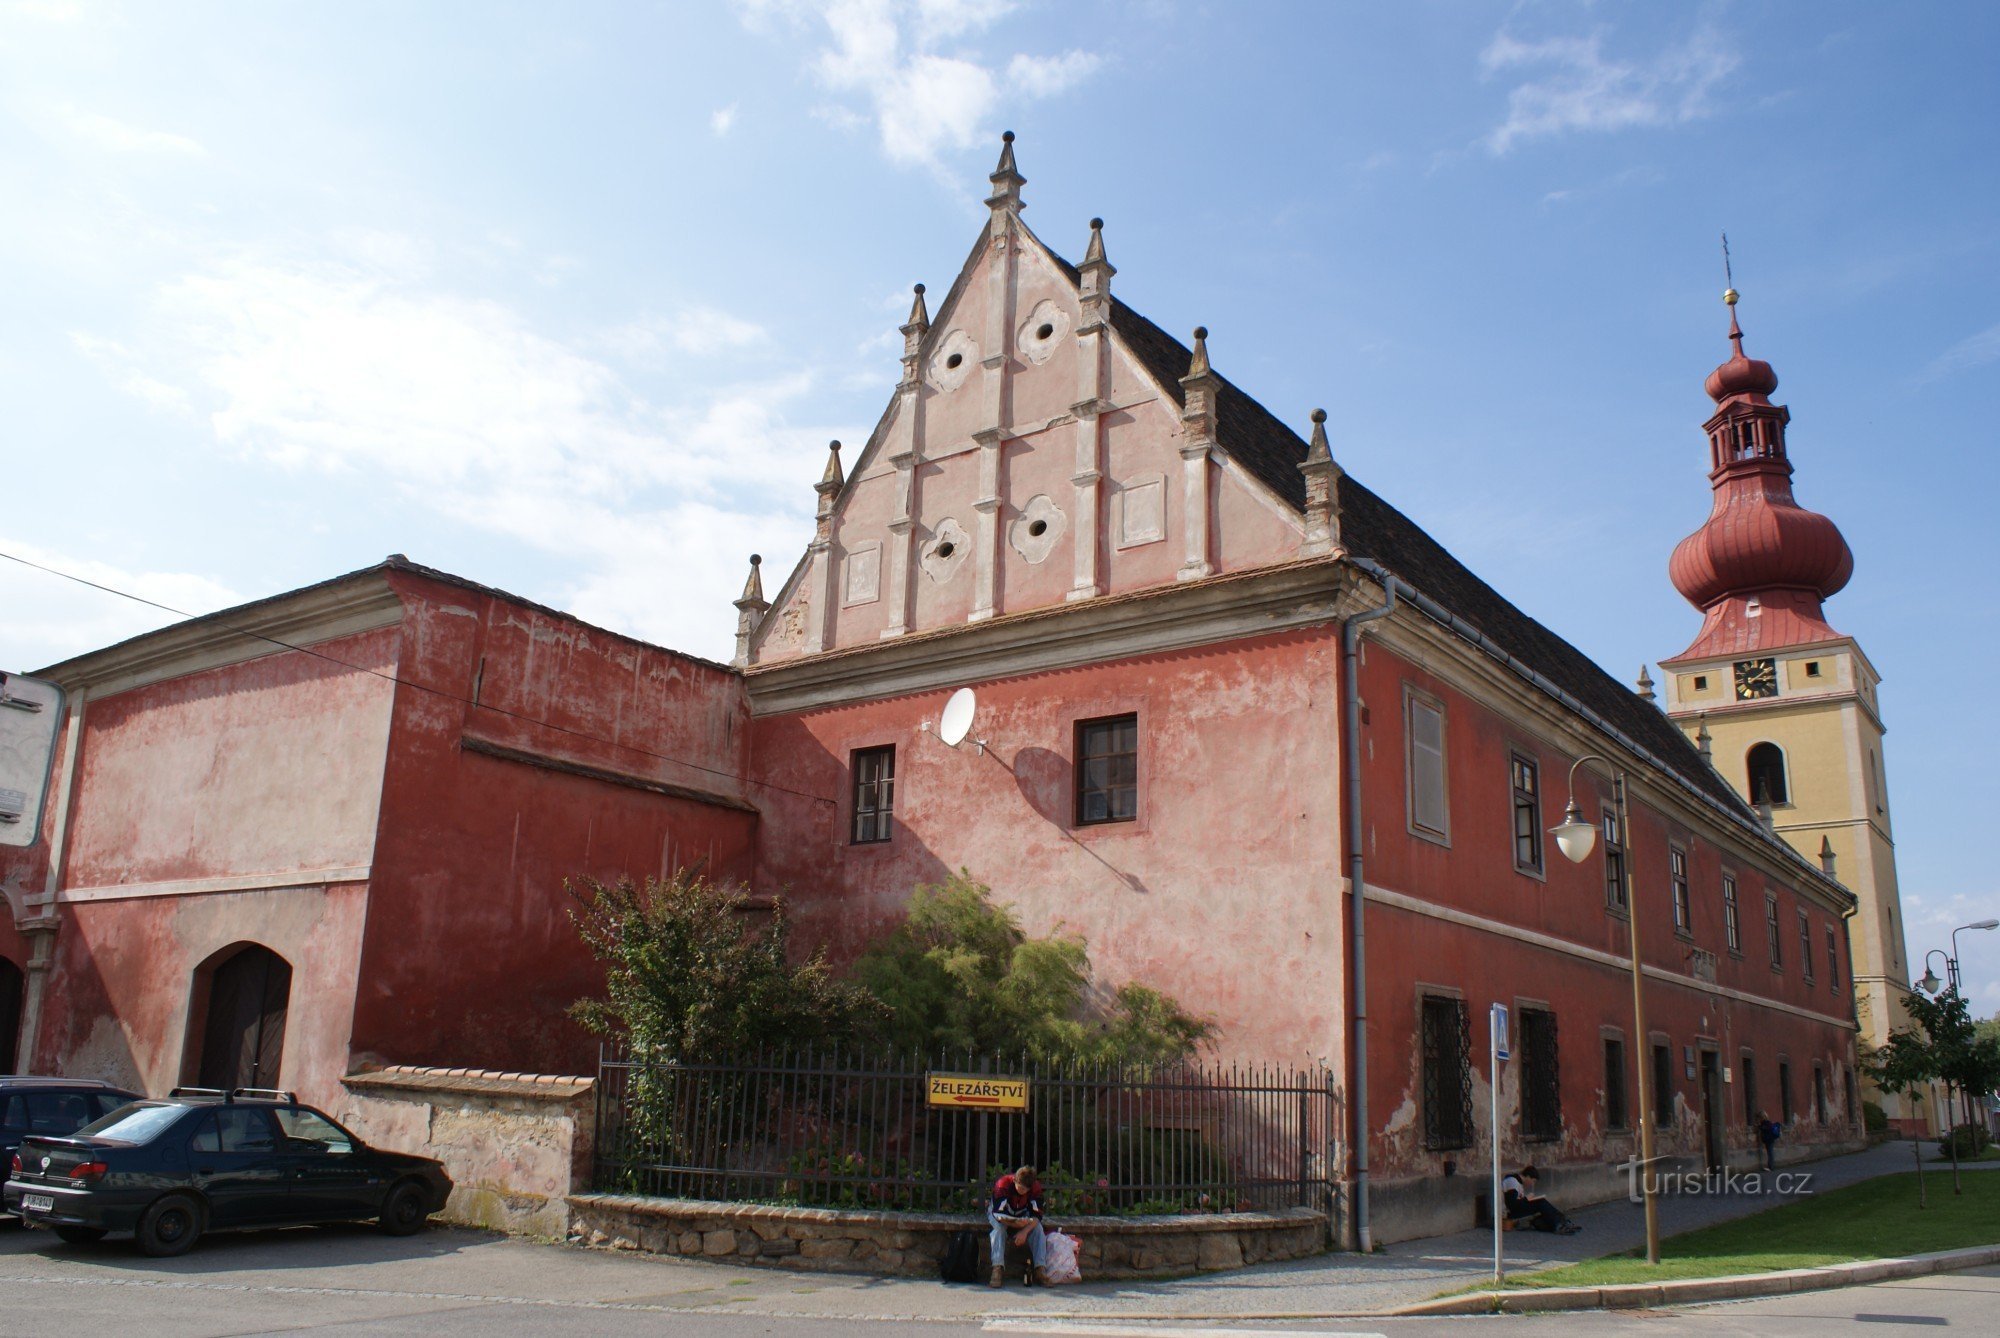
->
[[1386, 1242, 2000, 1316]]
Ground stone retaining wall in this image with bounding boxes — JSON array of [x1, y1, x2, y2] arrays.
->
[[568, 1195, 1327, 1278], [340, 1066, 594, 1238]]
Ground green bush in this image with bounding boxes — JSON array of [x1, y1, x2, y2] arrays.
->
[[1862, 1100, 1888, 1134], [1937, 1122, 1992, 1160]]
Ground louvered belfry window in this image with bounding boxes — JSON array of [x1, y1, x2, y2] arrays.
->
[[1519, 1007, 1562, 1142], [1420, 995, 1474, 1151]]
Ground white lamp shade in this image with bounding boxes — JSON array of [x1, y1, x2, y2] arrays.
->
[[1552, 809, 1598, 864]]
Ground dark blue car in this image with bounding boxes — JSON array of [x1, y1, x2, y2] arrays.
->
[[4, 1087, 452, 1256], [1, 1077, 138, 1218]]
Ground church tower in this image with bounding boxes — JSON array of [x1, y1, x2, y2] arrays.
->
[[1648, 292, 1912, 1120], [1657, 290, 1916, 1123]]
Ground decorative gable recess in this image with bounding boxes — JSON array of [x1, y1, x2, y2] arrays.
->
[[747, 135, 1331, 666]]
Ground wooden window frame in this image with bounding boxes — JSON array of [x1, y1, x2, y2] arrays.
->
[[1740, 1050, 1759, 1126], [1073, 713, 1139, 828], [1669, 845, 1692, 939], [1798, 909, 1816, 983], [849, 745, 896, 844], [1765, 892, 1784, 971], [1722, 874, 1742, 956], [1510, 752, 1544, 876], [1603, 803, 1627, 914], [1405, 687, 1450, 845]]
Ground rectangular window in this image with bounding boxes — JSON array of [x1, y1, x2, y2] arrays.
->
[[1722, 875, 1742, 954], [1766, 893, 1784, 969], [1799, 910, 1815, 983], [1519, 1007, 1561, 1142], [1742, 1053, 1759, 1126], [1844, 1066, 1858, 1125], [1670, 847, 1691, 936], [1074, 714, 1138, 826], [1407, 692, 1449, 840], [1420, 995, 1473, 1151], [850, 746, 895, 843], [1826, 926, 1840, 990], [1814, 1065, 1826, 1123], [1603, 806, 1627, 911], [1603, 1037, 1629, 1132], [1510, 754, 1542, 873], [1779, 1061, 1794, 1123], [1651, 1042, 1674, 1127]]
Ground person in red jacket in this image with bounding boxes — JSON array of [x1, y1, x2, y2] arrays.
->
[[988, 1164, 1050, 1287]]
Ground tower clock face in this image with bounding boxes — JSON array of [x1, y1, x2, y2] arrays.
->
[[1733, 658, 1778, 700]]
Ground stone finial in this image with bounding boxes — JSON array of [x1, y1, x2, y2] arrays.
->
[[1083, 217, 1111, 269], [986, 130, 1024, 215], [732, 554, 769, 667], [900, 284, 929, 386], [1819, 835, 1837, 878], [817, 439, 844, 494], [1078, 217, 1114, 327], [1636, 665, 1656, 701], [1299, 408, 1344, 556], [1695, 718, 1713, 760], [1180, 327, 1218, 448]]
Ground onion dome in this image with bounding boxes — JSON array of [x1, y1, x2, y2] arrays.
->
[[1703, 292, 1779, 402], [1667, 487, 1853, 610]]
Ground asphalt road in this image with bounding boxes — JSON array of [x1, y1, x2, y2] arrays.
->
[[2, 1218, 1994, 1337]]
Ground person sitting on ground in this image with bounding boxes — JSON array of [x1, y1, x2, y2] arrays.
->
[[1756, 1109, 1782, 1172], [1501, 1164, 1580, 1235], [988, 1164, 1051, 1287]]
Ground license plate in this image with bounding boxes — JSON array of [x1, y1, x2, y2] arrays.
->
[[22, 1194, 54, 1213]]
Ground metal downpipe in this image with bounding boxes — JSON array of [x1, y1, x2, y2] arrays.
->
[[1343, 574, 1396, 1253]]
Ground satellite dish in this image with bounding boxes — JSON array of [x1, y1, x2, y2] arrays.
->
[[938, 688, 977, 748]]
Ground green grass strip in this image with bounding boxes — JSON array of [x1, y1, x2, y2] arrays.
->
[[1483, 1171, 2000, 1291]]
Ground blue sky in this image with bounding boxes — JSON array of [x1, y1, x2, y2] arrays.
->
[[2, 1, 1995, 1005]]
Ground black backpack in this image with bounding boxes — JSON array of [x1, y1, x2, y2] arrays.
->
[[940, 1227, 984, 1283]]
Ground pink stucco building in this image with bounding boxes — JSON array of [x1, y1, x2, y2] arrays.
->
[[1, 138, 1867, 1244]]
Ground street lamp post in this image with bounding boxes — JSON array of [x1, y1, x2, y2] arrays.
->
[[1917, 921, 1999, 1132], [1550, 755, 1661, 1266]]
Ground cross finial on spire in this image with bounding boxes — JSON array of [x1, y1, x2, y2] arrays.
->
[[986, 130, 1024, 215]]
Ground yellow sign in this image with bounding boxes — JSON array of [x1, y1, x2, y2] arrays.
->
[[926, 1072, 1031, 1112]]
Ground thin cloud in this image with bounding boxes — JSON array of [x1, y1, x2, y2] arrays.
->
[[1480, 26, 1739, 155], [56, 105, 208, 157], [1915, 321, 2000, 385], [711, 104, 738, 136], [737, 0, 1101, 169], [0, 535, 240, 671], [69, 245, 840, 660]]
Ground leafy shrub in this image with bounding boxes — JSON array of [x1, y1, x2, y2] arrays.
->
[[1862, 1100, 1888, 1134], [1937, 1122, 1992, 1160]]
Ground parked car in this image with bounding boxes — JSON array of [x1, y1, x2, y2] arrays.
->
[[1, 1077, 139, 1219], [3, 1087, 452, 1256]]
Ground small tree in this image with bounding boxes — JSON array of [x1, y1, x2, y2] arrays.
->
[[851, 871, 1214, 1065], [1864, 986, 1982, 1199], [569, 872, 880, 1062]]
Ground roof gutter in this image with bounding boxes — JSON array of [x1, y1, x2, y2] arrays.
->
[[1346, 558, 1850, 908], [1341, 576, 1397, 1254]]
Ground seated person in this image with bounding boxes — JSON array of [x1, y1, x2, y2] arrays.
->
[[988, 1164, 1051, 1287], [1502, 1164, 1579, 1235]]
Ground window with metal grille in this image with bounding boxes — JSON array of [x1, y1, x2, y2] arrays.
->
[[1814, 1065, 1826, 1123], [1420, 995, 1474, 1151], [1603, 806, 1627, 911], [1407, 692, 1449, 840], [1603, 1037, 1628, 1131], [1843, 1066, 1857, 1124], [1074, 714, 1138, 826], [1519, 1008, 1561, 1142], [1798, 910, 1815, 982], [1511, 754, 1542, 874], [1742, 1053, 1758, 1125], [1766, 893, 1783, 969], [1779, 1060, 1794, 1122], [1652, 1042, 1674, 1127], [1670, 847, 1691, 936], [850, 746, 895, 843], [1826, 926, 1840, 990], [1722, 875, 1741, 954]]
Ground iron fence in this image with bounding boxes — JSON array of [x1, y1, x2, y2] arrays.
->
[[593, 1044, 1338, 1217]]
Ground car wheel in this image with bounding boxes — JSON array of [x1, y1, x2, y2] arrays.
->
[[378, 1180, 431, 1236], [53, 1225, 107, 1245], [136, 1194, 203, 1258]]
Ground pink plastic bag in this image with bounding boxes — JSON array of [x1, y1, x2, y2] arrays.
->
[[1043, 1229, 1081, 1283]]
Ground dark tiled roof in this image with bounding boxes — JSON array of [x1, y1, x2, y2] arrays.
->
[[1077, 262, 1755, 823]]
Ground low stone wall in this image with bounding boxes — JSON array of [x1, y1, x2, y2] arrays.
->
[[339, 1066, 594, 1238], [568, 1195, 1328, 1278]]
